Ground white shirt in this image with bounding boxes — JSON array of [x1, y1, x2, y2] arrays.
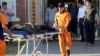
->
[[1, 8, 13, 22], [78, 6, 86, 22], [45, 7, 57, 27]]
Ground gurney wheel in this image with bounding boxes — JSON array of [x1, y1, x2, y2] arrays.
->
[[32, 51, 43, 56]]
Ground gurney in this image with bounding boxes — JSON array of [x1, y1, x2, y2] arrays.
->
[[4, 30, 62, 56]]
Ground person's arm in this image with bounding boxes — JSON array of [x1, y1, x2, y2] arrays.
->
[[64, 12, 71, 29], [95, 13, 99, 25], [3, 25, 13, 37], [95, 8, 99, 25], [7, 13, 14, 17], [13, 24, 23, 29], [0, 13, 13, 37], [7, 8, 14, 17], [83, 7, 87, 25], [53, 13, 58, 29]]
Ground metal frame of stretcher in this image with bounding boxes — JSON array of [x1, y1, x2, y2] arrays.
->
[[4, 31, 62, 56], [31, 32, 62, 56], [4, 33, 31, 56]]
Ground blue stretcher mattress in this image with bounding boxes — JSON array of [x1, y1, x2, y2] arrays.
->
[[12, 30, 59, 34], [11, 30, 59, 38], [11, 31, 31, 35]]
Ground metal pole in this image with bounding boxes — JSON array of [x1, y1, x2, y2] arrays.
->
[[27, 0, 31, 23], [25, 0, 27, 23]]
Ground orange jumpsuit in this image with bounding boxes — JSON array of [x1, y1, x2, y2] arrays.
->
[[0, 13, 8, 56], [54, 11, 72, 56]]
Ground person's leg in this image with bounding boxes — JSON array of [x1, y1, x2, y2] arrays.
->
[[65, 31, 72, 56], [13, 24, 23, 29], [58, 33, 66, 56], [84, 20, 91, 44], [89, 23, 95, 45], [74, 19, 78, 35], [79, 19, 85, 42], [0, 40, 6, 56]]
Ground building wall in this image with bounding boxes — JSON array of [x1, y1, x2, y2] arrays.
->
[[16, 0, 27, 25]]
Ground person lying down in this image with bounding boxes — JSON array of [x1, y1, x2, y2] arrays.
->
[[12, 24, 56, 34]]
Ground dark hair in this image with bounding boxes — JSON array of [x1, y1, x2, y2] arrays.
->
[[49, 2, 54, 5], [86, 0, 92, 3], [58, 2, 65, 7], [2, 2, 7, 5], [78, 0, 84, 5]]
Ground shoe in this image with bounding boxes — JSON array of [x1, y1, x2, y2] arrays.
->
[[86, 43, 94, 47], [89, 43, 94, 47], [67, 50, 70, 56]]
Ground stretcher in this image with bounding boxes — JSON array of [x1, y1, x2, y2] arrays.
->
[[4, 30, 62, 56]]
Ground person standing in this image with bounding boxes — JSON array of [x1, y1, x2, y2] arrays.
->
[[68, 2, 79, 35], [45, 2, 57, 27], [84, 0, 98, 46], [0, 5, 13, 56], [53, 3, 72, 56], [77, 1, 86, 42], [45, 2, 57, 41], [1, 2, 14, 29]]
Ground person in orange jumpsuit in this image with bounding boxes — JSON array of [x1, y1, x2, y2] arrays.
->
[[0, 5, 13, 56], [53, 3, 72, 56]]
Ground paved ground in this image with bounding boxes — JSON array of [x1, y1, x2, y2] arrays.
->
[[16, 40, 100, 56], [6, 40, 100, 56]]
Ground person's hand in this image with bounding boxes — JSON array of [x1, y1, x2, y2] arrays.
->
[[8, 33, 14, 38], [52, 22, 57, 28], [62, 28, 66, 32], [55, 26, 60, 30], [0, 11, 4, 14], [7, 13, 14, 17]]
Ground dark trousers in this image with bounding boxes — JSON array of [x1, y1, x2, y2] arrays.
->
[[79, 18, 85, 41], [7, 22, 12, 29], [84, 19, 95, 44], [70, 18, 77, 35]]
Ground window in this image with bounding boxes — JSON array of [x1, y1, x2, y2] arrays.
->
[[0, 0, 2, 6]]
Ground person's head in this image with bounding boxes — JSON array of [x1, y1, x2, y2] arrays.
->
[[86, 0, 92, 8], [58, 2, 65, 13], [2, 2, 7, 9], [78, 1, 84, 7], [49, 2, 54, 9], [72, 2, 76, 7]]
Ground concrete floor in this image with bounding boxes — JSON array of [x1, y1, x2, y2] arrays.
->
[[17, 40, 100, 56]]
